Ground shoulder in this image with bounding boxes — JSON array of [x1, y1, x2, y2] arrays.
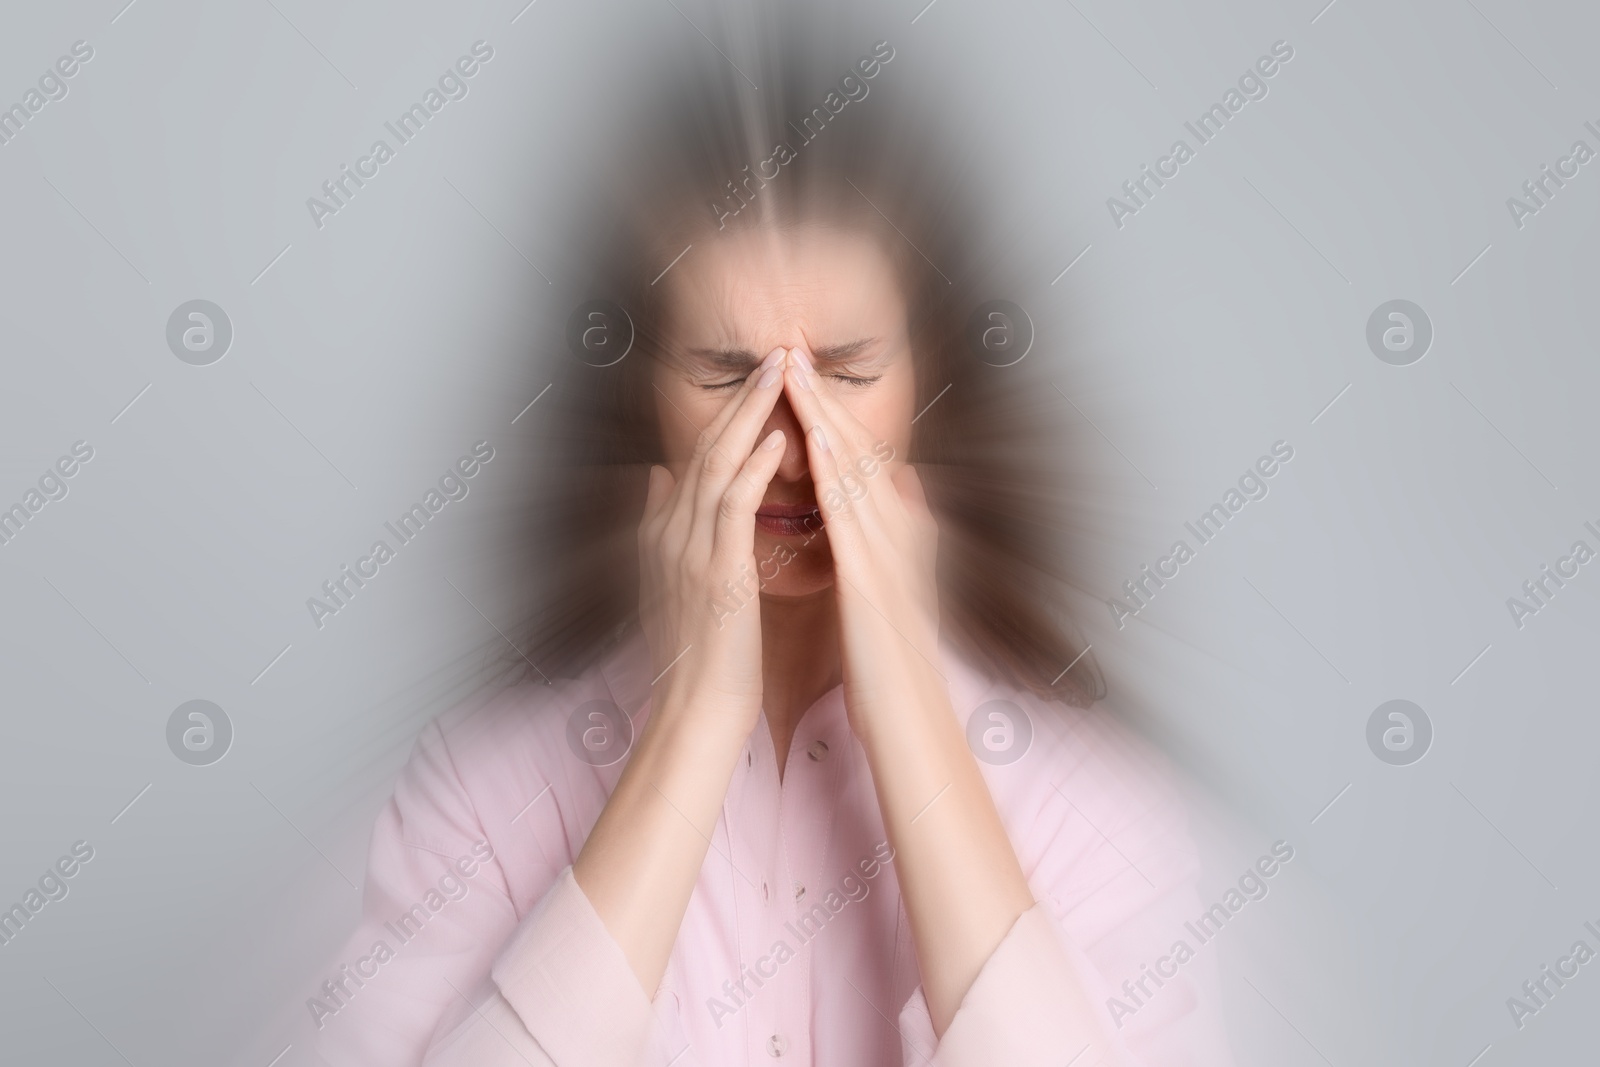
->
[[392, 632, 649, 851], [950, 660, 1235, 1060], [950, 657, 1200, 914]]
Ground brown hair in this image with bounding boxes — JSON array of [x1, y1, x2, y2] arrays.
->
[[503, 29, 1104, 707]]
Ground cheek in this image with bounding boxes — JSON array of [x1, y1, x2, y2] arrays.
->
[[848, 379, 916, 456], [653, 384, 718, 471]]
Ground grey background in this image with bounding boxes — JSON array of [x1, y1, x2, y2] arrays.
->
[[1, 0, 1596, 1064]]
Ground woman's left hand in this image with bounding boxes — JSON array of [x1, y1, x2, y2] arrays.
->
[[780, 344, 944, 741], [783, 344, 1062, 1038]]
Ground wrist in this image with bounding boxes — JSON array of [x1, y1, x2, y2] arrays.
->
[[644, 687, 758, 755], [845, 660, 953, 754]]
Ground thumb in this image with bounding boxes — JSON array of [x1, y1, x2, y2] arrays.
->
[[891, 464, 930, 518], [643, 463, 675, 522]]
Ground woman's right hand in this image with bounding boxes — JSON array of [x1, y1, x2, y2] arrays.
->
[[566, 346, 788, 998], [636, 344, 790, 736]]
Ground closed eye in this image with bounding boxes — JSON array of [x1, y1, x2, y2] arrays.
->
[[700, 373, 881, 391]]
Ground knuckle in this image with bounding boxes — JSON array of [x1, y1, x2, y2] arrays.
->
[[823, 494, 857, 525], [701, 444, 733, 478], [660, 527, 688, 565]]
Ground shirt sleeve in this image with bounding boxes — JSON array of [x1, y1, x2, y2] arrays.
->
[[893, 704, 1235, 1067], [313, 715, 697, 1067], [424, 866, 696, 1067]]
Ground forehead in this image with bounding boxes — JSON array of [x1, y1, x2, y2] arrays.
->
[[659, 223, 907, 341]]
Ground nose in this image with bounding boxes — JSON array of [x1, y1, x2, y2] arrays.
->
[[759, 388, 810, 484]]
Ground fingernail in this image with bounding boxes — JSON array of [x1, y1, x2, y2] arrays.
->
[[811, 425, 830, 452], [789, 350, 812, 390], [762, 346, 786, 369], [762, 429, 784, 450], [759, 364, 781, 388]]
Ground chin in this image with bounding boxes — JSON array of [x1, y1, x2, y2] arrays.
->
[[759, 574, 835, 600], [752, 536, 836, 599]]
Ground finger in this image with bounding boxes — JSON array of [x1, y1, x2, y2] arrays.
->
[[781, 349, 848, 457], [709, 428, 788, 571], [782, 354, 888, 532], [786, 346, 877, 460], [799, 419, 872, 565], [787, 349, 918, 537], [693, 348, 788, 512], [687, 351, 788, 550], [894, 461, 929, 509], [892, 463, 938, 556], [642, 463, 673, 528], [637, 464, 675, 617], [680, 345, 787, 483], [891, 464, 940, 608], [664, 346, 787, 551]]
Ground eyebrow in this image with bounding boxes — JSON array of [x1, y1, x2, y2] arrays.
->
[[685, 338, 878, 369]]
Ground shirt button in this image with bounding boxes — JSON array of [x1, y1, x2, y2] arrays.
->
[[793, 881, 805, 900], [767, 1033, 787, 1057], [762, 881, 770, 901], [806, 740, 829, 761], [746, 748, 752, 767]]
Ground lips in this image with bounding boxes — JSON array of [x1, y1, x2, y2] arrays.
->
[[755, 503, 822, 538]]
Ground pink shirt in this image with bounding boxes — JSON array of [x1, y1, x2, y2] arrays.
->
[[313, 628, 1233, 1066]]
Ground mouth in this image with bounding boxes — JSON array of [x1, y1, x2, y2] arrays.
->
[[755, 503, 823, 538]]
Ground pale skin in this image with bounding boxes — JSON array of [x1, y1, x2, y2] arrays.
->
[[569, 224, 1094, 1038]]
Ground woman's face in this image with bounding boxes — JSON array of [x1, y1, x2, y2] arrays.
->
[[653, 223, 917, 598]]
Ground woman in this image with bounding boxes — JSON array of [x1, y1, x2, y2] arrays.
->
[[313, 32, 1231, 1067]]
